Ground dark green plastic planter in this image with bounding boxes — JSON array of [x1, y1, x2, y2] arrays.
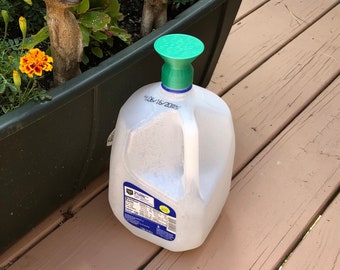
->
[[0, 0, 241, 252]]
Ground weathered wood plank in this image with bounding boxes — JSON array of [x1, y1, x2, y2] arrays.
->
[[208, 0, 338, 95], [144, 63, 340, 270], [224, 5, 340, 173], [283, 193, 340, 270], [8, 190, 160, 270], [0, 172, 108, 268], [235, 0, 269, 21], [0, 213, 64, 269]]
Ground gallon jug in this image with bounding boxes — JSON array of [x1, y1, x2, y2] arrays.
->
[[109, 34, 235, 252]]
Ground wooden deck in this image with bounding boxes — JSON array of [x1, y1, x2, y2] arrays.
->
[[1, 0, 339, 269]]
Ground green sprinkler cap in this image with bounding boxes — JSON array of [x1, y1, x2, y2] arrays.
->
[[154, 34, 204, 92]]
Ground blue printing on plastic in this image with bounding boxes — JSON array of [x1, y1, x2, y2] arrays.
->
[[123, 182, 176, 241]]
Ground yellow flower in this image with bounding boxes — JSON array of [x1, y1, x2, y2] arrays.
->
[[19, 16, 27, 40], [1, 10, 9, 25], [13, 70, 21, 90], [1, 10, 9, 39], [19, 48, 53, 78]]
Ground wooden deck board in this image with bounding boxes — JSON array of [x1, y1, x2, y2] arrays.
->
[[145, 60, 340, 270], [283, 193, 340, 270], [2, 0, 339, 269], [235, 0, 269, 21], [208, 0, 339, 95], [7, 190, 160, 270], [0, 172, 109, 268], [222, 3, 340, 173]]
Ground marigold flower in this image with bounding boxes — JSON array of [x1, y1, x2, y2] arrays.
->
[[19, 16, 27, 40], [13, 70, 21, 90], [19, 48, 53, 78]]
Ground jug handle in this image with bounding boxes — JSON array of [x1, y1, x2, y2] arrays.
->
[[180, 109, 200, 196]]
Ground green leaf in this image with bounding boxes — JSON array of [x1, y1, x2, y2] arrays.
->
[[90, 0, 109, 8], [79, 24, 91, 47], [7, 83, 18, 93], [82, 54, 89, 65], [106, 38, 113, 47], [109, 26, 131, 44], [92, 31, 108, 41], [0, 83, 6, 94], [91, 46, 103, 58], [105, 0, 122, 20], [76, 0, 90, 14], [34, 90, 52, 101], [20, 26, 49, 50], [91, 40, 100, 47], [79, 11, 111, 32]]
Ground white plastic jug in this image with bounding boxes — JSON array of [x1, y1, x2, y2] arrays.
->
[[109, 34, 235, 252]]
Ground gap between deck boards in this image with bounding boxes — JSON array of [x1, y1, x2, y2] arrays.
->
[[144, 68, 340, 270], [278, 184, 340, 269], [282, 191, 340, 269], [207, 0, 339, 96], [144, 5, 340, 270]]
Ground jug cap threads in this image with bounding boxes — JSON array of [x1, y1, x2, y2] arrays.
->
[[154, 34, 204, 92]]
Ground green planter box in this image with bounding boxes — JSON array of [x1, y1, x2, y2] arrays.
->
[[0, 0, 241, 252]]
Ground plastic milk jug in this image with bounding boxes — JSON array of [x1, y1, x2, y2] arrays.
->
[[109, 34, 235, 252]]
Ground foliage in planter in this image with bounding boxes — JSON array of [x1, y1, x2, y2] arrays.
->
[[70, 0, 131, 63], [0, 0, 131, 115], [0, 0, 198, 115], [23, 0, 132, 64], [0, 11, 52, 115], [0, 0, 46, 34]]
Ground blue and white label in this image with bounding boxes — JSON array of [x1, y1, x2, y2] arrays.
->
[[123, 182, 176, 241]]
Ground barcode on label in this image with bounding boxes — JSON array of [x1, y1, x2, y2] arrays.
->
[[167, 216, 176, 234]]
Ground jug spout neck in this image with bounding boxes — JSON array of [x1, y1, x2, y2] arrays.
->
[[154, 34, 204, 92]]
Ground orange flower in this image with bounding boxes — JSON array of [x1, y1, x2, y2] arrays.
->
[[19, 48, 53, 78]]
